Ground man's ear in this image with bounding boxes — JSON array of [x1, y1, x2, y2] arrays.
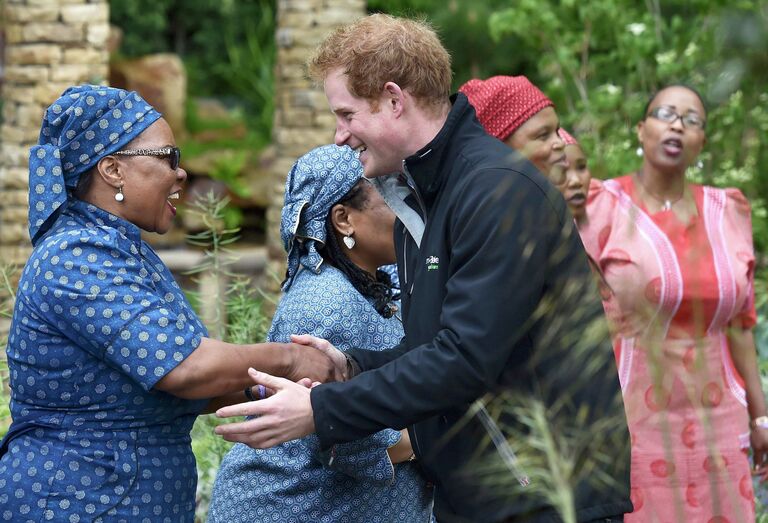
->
[[330, 203, 354, 236], [94, 155, 123, 189], [383, 81, 405, 117]]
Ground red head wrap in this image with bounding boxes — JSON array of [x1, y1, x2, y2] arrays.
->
[[557, 128, 579, 146], [459, 75, 553, 141]]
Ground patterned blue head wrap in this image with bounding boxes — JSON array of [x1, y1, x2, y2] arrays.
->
[[28, 84, 162, 246], [280, 144, 363, 290]]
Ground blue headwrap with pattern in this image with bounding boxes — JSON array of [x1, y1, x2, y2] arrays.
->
[[280, 144, 363, 291], [28, 84, 162, 246]]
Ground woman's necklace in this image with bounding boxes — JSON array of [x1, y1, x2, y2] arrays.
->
[[634, 171, 685, 211]]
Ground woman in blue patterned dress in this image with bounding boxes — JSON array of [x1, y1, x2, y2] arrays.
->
[[208, 144, 434, 522], [0, 85, 338, 523]]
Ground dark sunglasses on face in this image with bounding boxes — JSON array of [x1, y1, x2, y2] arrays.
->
[[113, 146, 181, 170], [646, 105, 706, 130]]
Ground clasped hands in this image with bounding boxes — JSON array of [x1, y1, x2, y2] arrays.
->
[[214, 334, 346, 448]]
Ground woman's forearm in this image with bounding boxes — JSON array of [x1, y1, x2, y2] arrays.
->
[[728, 327, 767, 420], [156, 336, 342, 400], [155, 338, 292, 400], [387, 429, 415, 464]]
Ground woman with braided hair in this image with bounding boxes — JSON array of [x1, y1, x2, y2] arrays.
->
[[208, 144, 434, 522], [317, 178, 400, 319]]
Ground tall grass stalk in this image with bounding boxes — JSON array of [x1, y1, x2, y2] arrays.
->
[[185, 191, 240, 339], [184, 192, 273, 521]]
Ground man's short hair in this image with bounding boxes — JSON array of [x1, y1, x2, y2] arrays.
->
[[308, 14, 452, 113]]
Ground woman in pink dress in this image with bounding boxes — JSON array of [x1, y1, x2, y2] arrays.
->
[[581, 84, 768, 522]]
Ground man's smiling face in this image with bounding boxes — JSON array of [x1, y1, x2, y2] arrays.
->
[[325, 68, 403, 178]]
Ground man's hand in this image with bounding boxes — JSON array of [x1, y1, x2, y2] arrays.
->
[[291, 334, 350, 381], [215, 368, 316, 448]]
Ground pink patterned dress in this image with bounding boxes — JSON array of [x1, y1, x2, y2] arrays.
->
[[580, 175, 757, 523]]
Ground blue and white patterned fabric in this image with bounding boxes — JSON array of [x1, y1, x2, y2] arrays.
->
[[28, 84, 161, 246], [208, 265, 433, 523], [280, 144, 362, 291], [0, 200, 209, 522]]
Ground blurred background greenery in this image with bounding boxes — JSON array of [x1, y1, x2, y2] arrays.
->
[[108, 0, 766, 271]]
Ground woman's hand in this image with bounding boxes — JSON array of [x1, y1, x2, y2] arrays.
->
[[290, 334, 350, 381], [283, 340, 346, 383], [387, 429, 415, 464], [751, 424, 768, 482]]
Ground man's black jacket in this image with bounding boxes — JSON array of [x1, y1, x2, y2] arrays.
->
[[311, 93, 632, 522]]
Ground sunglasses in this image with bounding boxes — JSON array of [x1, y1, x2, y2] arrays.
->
[[113, 146, 181, 170], [646, 106, 706, 130]]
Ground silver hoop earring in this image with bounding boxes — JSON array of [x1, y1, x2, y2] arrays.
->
[[636, 147, 644, 157], [343, 234, 355, 249], [114, 186, 124, 202]]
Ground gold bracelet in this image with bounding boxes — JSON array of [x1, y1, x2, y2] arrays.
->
[[750, 416, 768, 429]]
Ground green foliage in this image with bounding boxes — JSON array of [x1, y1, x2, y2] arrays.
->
[[109, 0, 276, 140], [185, 192, 242, 268], [224, 279, 270, 346], [191, 277, 270, 522], [482, 1, 768, 262], [184, 191, 241, 338], [183, 192, 272, 521], [368, 0, 532, 83], [372, 1, 767, 271]]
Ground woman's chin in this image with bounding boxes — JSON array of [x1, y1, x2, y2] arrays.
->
[[569, 206, 586, 221], [155, 224, 172, 235]]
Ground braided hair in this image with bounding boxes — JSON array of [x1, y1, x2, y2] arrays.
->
[[319, 180, 400, 318]]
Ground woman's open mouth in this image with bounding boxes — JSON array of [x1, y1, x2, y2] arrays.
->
[[167, 191, 180, 216], [568, 193, 586, 206], [661, 138, 682, 157]]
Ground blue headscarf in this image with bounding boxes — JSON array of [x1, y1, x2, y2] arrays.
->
[[28, 84, 162, 246], [280, 144, 363, 291]]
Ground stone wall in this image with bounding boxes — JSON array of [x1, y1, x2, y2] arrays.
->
[[0, 0, 363, 316], [0, 0, 110, 267], [266, 0, 365, 282]]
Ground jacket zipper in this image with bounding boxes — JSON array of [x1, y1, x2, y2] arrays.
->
[[401, 160, 428, 221], [400, 159, 429, 467], [402, 231, 409, 292], [401, 160, 427, 296]]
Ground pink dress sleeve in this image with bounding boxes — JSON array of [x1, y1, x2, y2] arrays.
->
[[579, 178, 618, 263], [578, 178, 625, 325], [724, 188, 757, 328]]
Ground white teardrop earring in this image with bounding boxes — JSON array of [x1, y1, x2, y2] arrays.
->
[[696, 159, 704, 169], [343, 234, 355, 249], [114, 186, 125, 202], [636, 147, 644, 157]]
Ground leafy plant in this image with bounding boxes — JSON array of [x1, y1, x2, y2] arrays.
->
[[183, 192, 273, 522], [184, 191, 241, 338], [110, 0, 277, 142]]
